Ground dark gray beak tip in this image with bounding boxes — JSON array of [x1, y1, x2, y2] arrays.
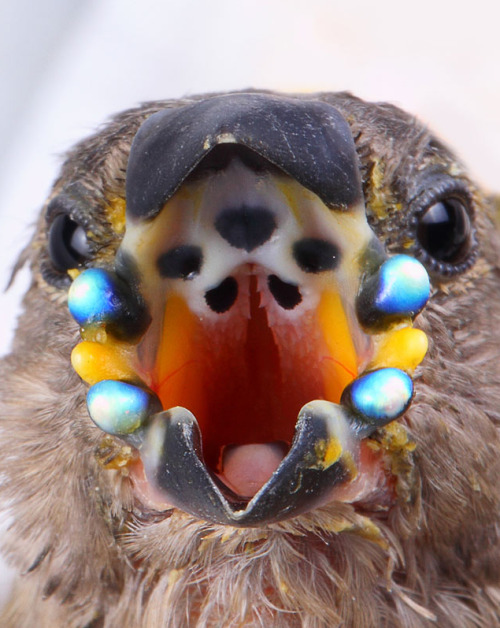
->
[[126, 93, 362, 221], [138, 403, 357, 527]]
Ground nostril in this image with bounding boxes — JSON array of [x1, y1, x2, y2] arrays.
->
[[215, 206, 276, 252], [205, 276, 239, 313], [267, 275, 302, 310]]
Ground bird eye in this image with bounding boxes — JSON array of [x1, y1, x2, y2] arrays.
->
[[417, 198, 470, 264], [414, 194, 476, 275], [48, 213, 92, 272]]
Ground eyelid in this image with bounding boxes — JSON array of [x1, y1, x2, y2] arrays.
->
[[45, 189, 95, 232]]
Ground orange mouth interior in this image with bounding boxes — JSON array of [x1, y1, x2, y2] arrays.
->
[[148, 269, 359, 473]]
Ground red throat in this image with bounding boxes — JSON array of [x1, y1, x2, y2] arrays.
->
[[148, 269, 358, 476]]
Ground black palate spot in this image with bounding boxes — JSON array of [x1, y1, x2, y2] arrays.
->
[[205, 277, 239, 313], [292, 238, 340, 273], [215, 206, 277, 252], [268, 275, 302, 310], [157, 245, 203, 279]]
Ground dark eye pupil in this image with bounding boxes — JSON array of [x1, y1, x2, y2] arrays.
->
[[48, 214, 91, 272], [416, 199, 470, 264]]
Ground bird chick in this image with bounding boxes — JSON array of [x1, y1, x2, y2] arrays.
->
[[1, 92, 500, 627]]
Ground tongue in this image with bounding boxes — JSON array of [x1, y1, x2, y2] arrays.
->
[[217, 442, 288, 497]]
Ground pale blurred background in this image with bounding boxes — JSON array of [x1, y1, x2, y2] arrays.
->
[[1, 0, 499, 603]]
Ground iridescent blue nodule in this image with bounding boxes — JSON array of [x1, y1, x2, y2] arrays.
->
[[87, 380, 155, 435], [68, 268, 123, 326], [342, 367, 413, 424], [374, 255, 430, 315]]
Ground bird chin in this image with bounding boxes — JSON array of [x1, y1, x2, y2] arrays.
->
[[67, 95, 430, 527]]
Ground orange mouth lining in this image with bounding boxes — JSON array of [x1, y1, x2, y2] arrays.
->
[[147, 268, 361, 474]]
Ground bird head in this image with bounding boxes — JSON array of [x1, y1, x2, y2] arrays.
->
[[2, 92, 500, 627]]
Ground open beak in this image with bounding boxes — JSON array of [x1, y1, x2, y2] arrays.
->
[[68, 94, 430, 526]]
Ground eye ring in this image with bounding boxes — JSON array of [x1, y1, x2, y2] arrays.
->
[[409, 181, 478, 276]]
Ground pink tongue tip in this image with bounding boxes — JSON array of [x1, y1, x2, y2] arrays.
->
[[217, 442, 288, 498]]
